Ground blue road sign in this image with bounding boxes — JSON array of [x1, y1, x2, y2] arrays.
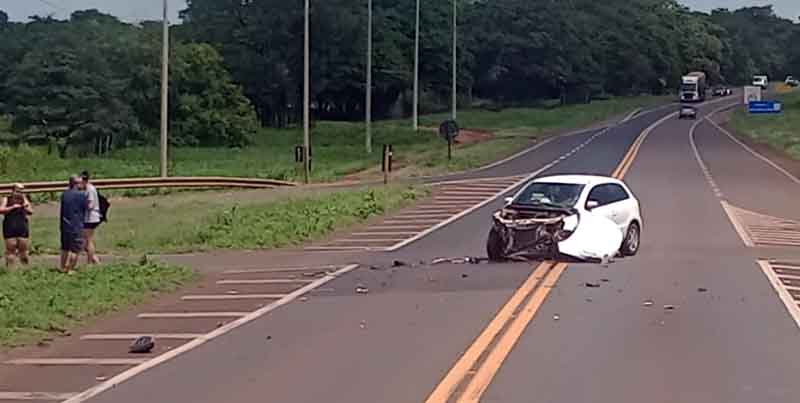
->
[[748, 100, 783, 114]]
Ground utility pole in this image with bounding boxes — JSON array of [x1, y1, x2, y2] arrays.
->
[[412, 0, 420, 131], [303, 0, 311, 184], [159, 0, 169, 178], [365, 0, 373, 154], [451, 0, 457, 121]]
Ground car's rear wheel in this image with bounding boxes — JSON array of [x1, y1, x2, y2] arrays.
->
[[620, 222, 640, 257], [487, 227, 506, 262]]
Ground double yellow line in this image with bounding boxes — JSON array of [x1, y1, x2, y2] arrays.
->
[[424, 261, 566, 403], [425, 109, 673, 403]]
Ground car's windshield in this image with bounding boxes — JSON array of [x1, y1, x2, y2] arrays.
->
[[514, 182, 584, 208]]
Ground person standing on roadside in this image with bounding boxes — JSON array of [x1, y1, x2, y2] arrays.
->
[[80, 171, 102, 264], [59, 175, 87, 273], [1, 183, 33, 267]]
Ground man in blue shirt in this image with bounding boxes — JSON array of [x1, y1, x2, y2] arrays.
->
[[59, 175, 88, 273]]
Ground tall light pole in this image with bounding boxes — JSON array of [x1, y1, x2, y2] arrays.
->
[[451, 0, 457, 121], [365, 0, 373, 154], [303, 0, 311, 183], [412, 0, 420, 131], [159, 0, 169, 178]]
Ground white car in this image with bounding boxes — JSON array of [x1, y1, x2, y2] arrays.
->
[[487, 175, 642, 262]]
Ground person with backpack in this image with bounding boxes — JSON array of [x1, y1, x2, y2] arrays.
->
[[80, 170, 107, 265]]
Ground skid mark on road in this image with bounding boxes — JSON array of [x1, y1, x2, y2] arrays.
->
[[0, 264, 357, 403], [758, 260, 800, 329]]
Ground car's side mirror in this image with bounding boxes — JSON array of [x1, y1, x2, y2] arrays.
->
[[586, 200, 599, 210], [504, 197, 513, 205]]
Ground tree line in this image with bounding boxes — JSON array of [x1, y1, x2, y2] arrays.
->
[[0, 2, 798, 156]]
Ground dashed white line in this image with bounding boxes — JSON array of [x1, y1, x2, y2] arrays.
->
[[137, 312, 248, 319], [216, 279, 314, 285], [4, 358, 148, 366], [80, 334, 203, 341], [222, 266, 338, 275], [181, 294, 286, 301], [0, 392, 77, 400]]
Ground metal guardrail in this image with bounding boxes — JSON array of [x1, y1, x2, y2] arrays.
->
[[0, 177, 297, 193]]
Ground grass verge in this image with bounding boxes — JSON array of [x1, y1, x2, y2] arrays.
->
[[0, 262, 195, 347], [1, 96, 667, 183], [730, 90, 800, 159], [28, 185, 427, 255]]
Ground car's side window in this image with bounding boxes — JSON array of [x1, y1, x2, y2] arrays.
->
[[587, 183, 629, 208], [586, 185, 612, 208], [606, 184, 630, 204]]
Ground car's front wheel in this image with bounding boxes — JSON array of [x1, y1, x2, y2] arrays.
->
[[487, 227, 506, 262], [620, 222, 640, 257]]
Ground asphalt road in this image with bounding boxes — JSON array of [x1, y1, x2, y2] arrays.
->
[[10, 97, 800, 403]]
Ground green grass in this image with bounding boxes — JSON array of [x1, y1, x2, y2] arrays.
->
[[0, 262, 195, 347], [0, 96, 667, 183], [730, 90, 800, 159], [28, 185, 427, 255]]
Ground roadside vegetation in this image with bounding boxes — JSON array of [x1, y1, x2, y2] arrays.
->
[[0, 262, 194, 347], [730, 90, 800, 159], [0, 96, 664, 184], [27, 186, 426, 255]]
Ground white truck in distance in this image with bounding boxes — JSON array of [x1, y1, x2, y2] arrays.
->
[[753, 75, 768, 89], [680, 71, 707, 102]]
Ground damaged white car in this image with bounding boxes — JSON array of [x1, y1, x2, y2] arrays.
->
[[487, 175, 642, 262]]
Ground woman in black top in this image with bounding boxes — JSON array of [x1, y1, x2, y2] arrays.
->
[[1, 183, 33, 267]]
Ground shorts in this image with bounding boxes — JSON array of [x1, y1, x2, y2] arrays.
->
[[3, 224, 29, 240], [84, 222, 102, 230], [60, 232, 84, 253]]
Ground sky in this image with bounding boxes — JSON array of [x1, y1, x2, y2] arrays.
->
[[1, 0, 798, 22]]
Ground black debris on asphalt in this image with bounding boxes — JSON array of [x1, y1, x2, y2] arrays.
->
[[392, 260, 408, 267], [355, 285, 369, 294], [697, 287, 708, 293], [129, 336, 155, 354], [585, 282, 601, 288]]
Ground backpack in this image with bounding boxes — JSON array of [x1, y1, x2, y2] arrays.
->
[[98, 193, 111, 222]]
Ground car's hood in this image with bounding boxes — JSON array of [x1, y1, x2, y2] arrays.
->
[[558, 211, 623, 261]]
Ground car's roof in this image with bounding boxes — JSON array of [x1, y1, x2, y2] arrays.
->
[[531, 175, 621, 186]]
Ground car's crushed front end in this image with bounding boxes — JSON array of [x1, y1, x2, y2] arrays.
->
[[488, 204, 578, 261], [487, 204, 624, 263]]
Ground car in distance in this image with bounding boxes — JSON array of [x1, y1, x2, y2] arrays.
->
[[487, 175, 642, 262], [712, 86, 732, 96], [678, 104, 697, 120], [786, 75, 799, 87], [753, 75, 769, 90]]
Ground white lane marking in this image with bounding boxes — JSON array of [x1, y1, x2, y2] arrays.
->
[[303, 246, 376, 251], [621, 108, 643, 123], [440, 191, 500, 197], [4, 358, 147, 366], [216, 279, 314, 285], [368, 225, 433, 230], [222, 266, 338, 274], [758, 260, 800, 330], [0, 392, 77, 400], [777, 273, 800, 280], [138, 312, 248, 319], [385, 127, 612, 251], [383, 219, 443, 224], [706, 115, 800, 185], [406, 208, 464, 213], [181, 294, 286, 301], [440, 185, 509, 191], [63, 264, 360, 403], [80, 334, 203, 341], [330, 238, 407, 244], [782, 284, 800, 291], [351, 231, 419, 236], [394, 214, 453, 220], [720, 201, 755, 247]]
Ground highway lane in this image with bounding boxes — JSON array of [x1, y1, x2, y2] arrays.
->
[[68, 102, 675, 403], [481, 101, 800, 403]]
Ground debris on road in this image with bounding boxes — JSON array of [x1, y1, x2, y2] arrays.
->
[[227, 290, 239, 295], [299, 296, 309, 302], [697, 287, 708, 293], [461, 273, 469, 279], [585, 298, 593, 302], [95, 375, 108, 382], [392, 260, 408, 267], [553, 314, 561, 321], [585, 282, 601, 288], [663, 305, 678, 311], [266, 336, 272, 341], [431, 257, 450, 265], [355, 285, 369, 294], [643, 300, 654, 307], [369, 265, 382, 271], [129, 336, 155, 354], [360, 320, 367, 329], [601, 278, 610, 283]]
